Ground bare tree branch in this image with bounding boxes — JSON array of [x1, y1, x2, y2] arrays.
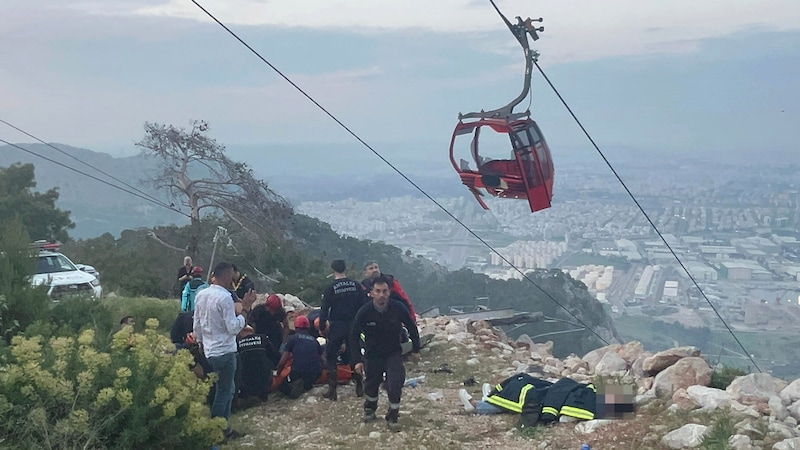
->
[[136, 119, 292, 257]]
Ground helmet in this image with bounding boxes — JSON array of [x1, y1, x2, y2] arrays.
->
[[294, 315, 310, 329], [266, 294, 282, 312]]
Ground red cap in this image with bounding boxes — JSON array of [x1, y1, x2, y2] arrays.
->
[[294, 315, 310, 329], [266, 294, 282, 312], [191, 266, 203, 275]]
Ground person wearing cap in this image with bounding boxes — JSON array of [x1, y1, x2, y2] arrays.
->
[[249, 294, 290, 350], [319, 259, 368, 401], [351, 274, 421, 431], [275, 316, 324, 399], [236, 325, 281, 403], [181, 266, 209, 312], [193, 261, 256, 442]]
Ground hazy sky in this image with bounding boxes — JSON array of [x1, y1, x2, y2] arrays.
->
[[1, 0, 799, 174]]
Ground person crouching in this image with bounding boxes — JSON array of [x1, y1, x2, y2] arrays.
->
[[275, 316, 323, 399], [236, 325, 281, 403]]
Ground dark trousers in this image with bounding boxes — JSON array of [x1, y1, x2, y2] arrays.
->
[[325, 321, 356, 370], [363, 353, 405, 410], [279, 370, 321, 395]]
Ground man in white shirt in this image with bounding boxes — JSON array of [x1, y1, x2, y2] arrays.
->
[[194, 261, 256, 440]]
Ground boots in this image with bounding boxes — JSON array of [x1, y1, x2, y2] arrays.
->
[[363, 400, 378, 422], [323, 376, 337, 401], [385, 407, 400, 431], [352, 372, 364, 398]]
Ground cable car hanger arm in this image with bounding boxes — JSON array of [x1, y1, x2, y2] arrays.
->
[[459, 0, 544, 121]]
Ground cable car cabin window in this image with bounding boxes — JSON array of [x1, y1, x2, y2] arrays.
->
[[524, 125, 551, 181], [509, 127, 541, 188]]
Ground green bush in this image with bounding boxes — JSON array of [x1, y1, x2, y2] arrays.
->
[[710, 366, 748, 390], [101, 297, 181, 333], [0, 219, 50, 343], [0, 320, 225, 449], [700, 411, 735, 449]]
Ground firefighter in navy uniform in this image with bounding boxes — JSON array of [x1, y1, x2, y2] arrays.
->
[[539, 377, 597, 424], [236, 326, 280, 402], [318, 259, 368, 401], [351, 275, 420, 431], [484, 373, 596, 427], [485, 373, 553, 426]]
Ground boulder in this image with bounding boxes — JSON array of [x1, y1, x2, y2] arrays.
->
[[575, 419, 612, 434], [672, 388, 700, 410], [615, 341, 645, 364], [774, 437, 800, 450], [643, 346, 701, 375], [661, 423, 709, 448], [789, 401, 800, 421], [772, 395, 791, 421], [530, 341, 554, 359], [636, 377, 654, 395], [564, 356, 590, 373], [544, 357, 565, 373], [728, 434, 756, 450], [735, 418, 767, 438], [446, 332, 470, 344], [630, 352, 654, 379], [686, 385, 735, 411], [515, 334, 535, 349], [781, 380, 800, 405], [445, 320, 464, 334], [727, 374, 788, 404], [594, 351, 628, 376], [582, 344, 621, 371], [467, 319, 492, 333], [730, 401, 762, 418], [768, 421, 795, 439], [653, 357, 712, 398]]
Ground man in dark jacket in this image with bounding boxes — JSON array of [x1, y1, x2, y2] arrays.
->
[[352, 275, 420, 431], [249, 294, 289, 350], [232, 264, 255, 300], [319, 259, 368, 401], [236, 326, 281, 402], [361, 261, 417, 321]]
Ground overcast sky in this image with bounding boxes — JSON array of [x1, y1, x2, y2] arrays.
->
[[1, 0, 799, 175]]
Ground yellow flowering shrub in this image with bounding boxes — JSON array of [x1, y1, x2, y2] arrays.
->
[[0, 319, 225, 449]]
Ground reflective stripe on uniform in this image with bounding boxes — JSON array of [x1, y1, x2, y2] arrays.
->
[[560, 405, 594, 420], [485, 384, 533, 413], [541, 406, 559, 417]]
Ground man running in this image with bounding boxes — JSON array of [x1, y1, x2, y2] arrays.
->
[[351, 275, 420, 431]]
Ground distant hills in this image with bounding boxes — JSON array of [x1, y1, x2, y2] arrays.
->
[[0, 143, 185, 238], [0, 142, 470, 238]]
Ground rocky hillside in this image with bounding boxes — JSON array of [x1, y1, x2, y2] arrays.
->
[[221, 315, 800, 450]]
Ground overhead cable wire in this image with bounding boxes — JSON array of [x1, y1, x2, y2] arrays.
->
[[187, 0, 611, 345], [0, 118, 173, 210], [0, 138, 193, 220], [532, 60, 762, 373]]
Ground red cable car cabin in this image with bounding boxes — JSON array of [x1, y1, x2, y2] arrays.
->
[[449, 117, 554, 212]]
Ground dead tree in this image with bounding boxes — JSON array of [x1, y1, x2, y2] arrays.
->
[[136, 120, 291, 257]]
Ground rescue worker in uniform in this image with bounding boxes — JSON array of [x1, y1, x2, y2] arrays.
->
[[351, 275, 420, 430], [318, 259, 367, 400]]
